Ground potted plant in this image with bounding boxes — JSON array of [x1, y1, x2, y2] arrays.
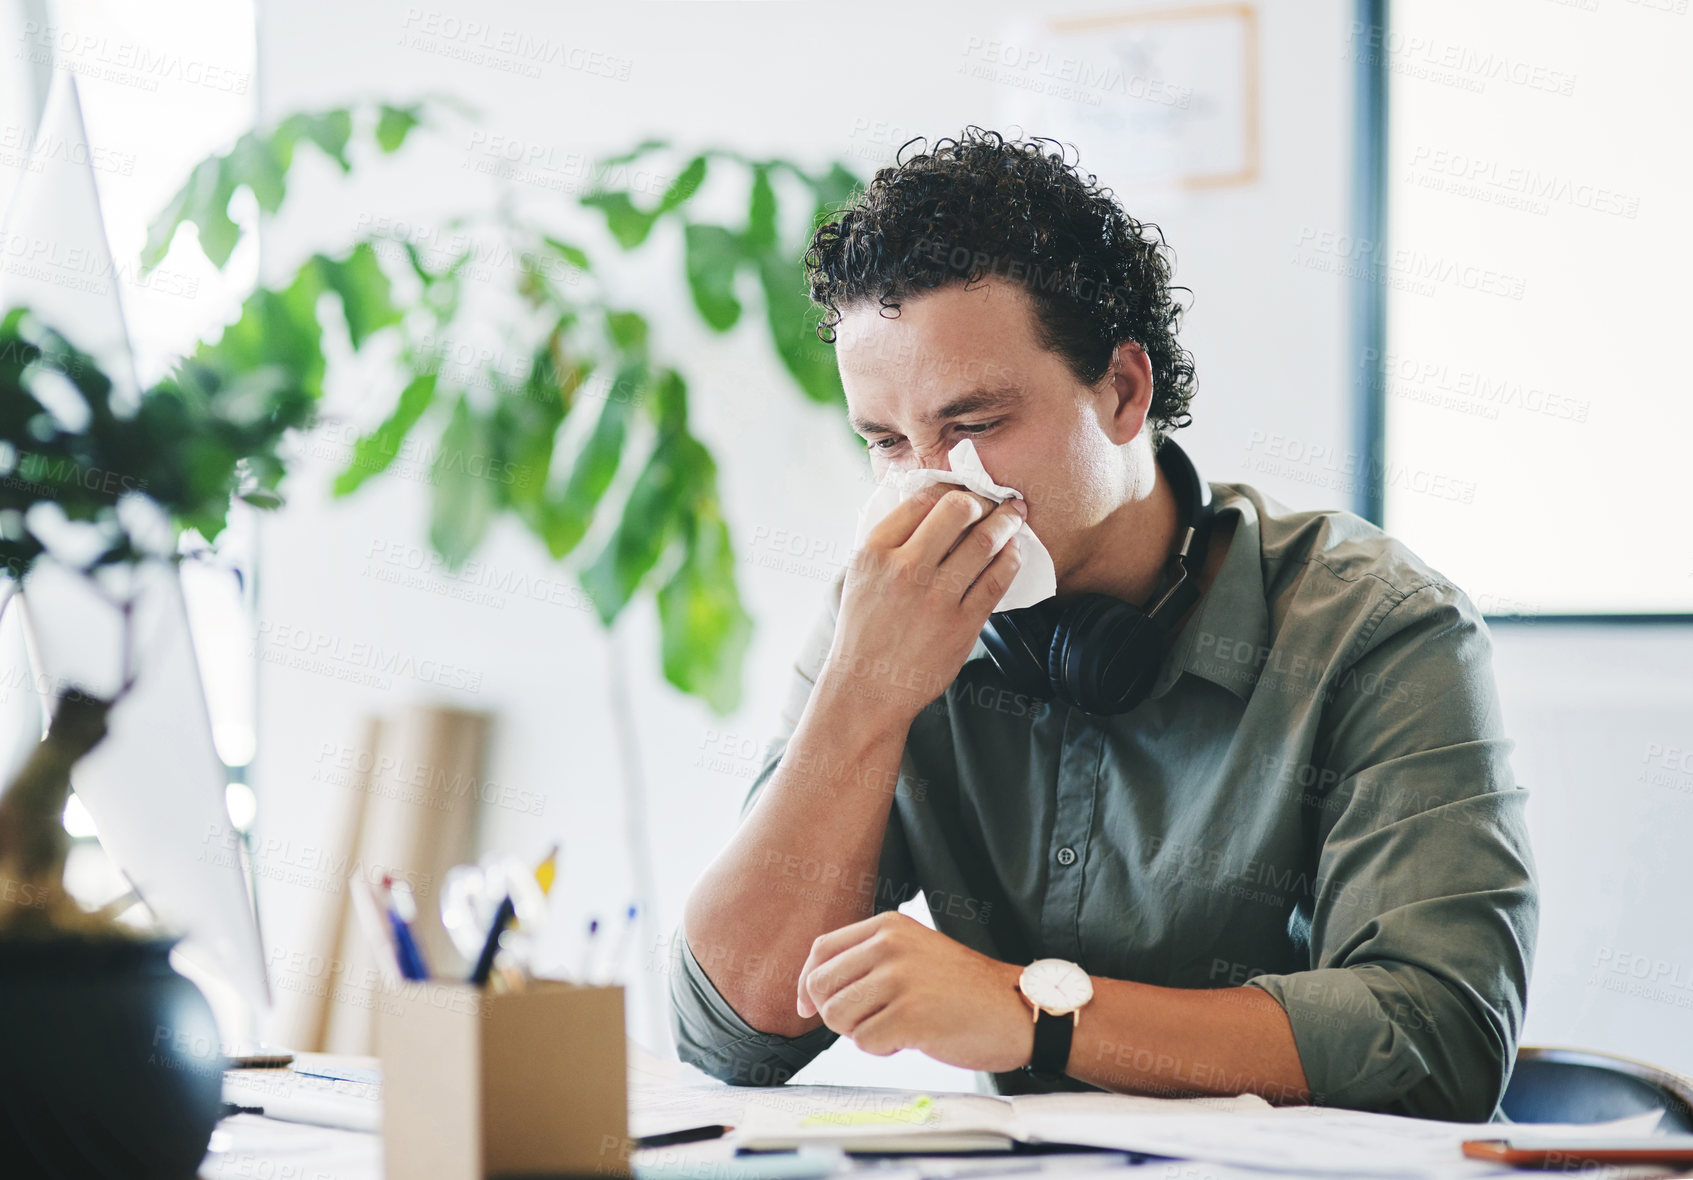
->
[[0, 308, 314, 1176]]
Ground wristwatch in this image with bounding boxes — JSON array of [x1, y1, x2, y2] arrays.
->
[[1016, 958, 1093, 1076]]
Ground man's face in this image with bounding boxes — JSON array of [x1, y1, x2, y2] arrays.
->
[[835, 278, 1138, 583]]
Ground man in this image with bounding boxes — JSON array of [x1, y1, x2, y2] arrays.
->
[[669, 128, 1537, 1121]]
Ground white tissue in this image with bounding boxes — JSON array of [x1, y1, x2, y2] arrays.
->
[[851, 438, 1058, 612]]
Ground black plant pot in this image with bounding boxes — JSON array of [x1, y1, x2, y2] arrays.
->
[[0, 935, 224, 1179]]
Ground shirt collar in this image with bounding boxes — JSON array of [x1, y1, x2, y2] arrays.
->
[[1146, 482, 1269, 704]]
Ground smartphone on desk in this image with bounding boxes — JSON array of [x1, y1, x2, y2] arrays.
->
[[1463, 1134, 1693, 1166]]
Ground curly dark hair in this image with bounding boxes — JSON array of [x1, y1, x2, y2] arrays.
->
[[804, 127, 1196, 445]]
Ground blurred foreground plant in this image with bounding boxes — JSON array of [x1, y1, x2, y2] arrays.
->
[[0, 309, 313, 930]]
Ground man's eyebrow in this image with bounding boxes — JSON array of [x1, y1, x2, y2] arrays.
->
[[849, 386, 1022, 436]]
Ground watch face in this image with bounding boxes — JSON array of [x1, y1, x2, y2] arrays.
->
[[1019, 958, 1093, 1014]]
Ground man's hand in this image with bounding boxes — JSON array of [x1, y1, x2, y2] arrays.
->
[[679, 488, 1020, 1040], [825, 483, 1026, 723], [795, 911, 1036, 1072]]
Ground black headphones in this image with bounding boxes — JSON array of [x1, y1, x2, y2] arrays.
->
[[978, 438, 1214, 716]]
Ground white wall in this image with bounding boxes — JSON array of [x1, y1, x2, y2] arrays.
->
[[248, 0, 1691, 1088], [1490, 623, 1693, 1079]]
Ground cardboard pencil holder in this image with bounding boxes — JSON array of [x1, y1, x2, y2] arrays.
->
[[377, 980, 631, 1179]]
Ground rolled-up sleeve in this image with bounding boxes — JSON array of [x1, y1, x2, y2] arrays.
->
[[1243, 582, 1539, 1121], [668, 571, 919, 1084], [668, 728, 842, 1083], [669, 920, 840, 1086]]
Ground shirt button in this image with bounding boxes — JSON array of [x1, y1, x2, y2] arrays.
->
[[1055, 846, 1077, 866]]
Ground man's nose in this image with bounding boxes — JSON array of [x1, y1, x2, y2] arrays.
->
[[911, 440, 952, 472]]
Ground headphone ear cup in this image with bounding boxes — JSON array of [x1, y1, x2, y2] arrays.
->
[[1047, 595, 1108, 710], [1049, 594, 1168, 715], [1045, 604, 1079, 709], [1092, 611, 1168, 715], [980, 603, 1062, 700]]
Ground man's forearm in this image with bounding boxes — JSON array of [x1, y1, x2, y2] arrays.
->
[[681, 672, 915, 1037], [1063, 978, 1311, 1103]]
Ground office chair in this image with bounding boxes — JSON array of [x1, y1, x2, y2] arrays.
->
[[1502, 1046, 1693, 1132]]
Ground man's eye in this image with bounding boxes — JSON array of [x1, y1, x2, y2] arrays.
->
[[864, 421, 996, 451]]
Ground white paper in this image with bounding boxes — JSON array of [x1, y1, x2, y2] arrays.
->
[[221, 1064, 382, 1134], [852, 439, 1058, 612], [735, 1088, 1279, 1153], [1009, 1090, 1272, 1120], [1015, 1105, 1666, 1177], [200, 1115, 381, 1180], [626, 1038, 750, 1137], [627, 1037, 985, 1142]]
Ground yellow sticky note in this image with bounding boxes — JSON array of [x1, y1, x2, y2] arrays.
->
[[801, 1094, 937, 1127]]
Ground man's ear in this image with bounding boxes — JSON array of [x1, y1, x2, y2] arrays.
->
[[1097, 341, 1155, 445]]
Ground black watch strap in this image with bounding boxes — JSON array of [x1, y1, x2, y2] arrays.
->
[[1026, 1008, 1073, 1075]]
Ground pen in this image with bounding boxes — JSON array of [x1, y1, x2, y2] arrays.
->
[[595, 903, 638, 985], [349, 878, 404, 982], [576, 917, 600, 982], [534, 843, 560, 896], [469, 893, 516, 987], [635, 1124, 732, 1149], [382, 875, 431, 981], [633, 1146, 845, 1180]]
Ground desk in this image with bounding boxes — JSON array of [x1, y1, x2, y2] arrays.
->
[[197, 1117, 1245, 1180], [199, 1045, 1673, 1180], [204, 1046, 1146, 1180]]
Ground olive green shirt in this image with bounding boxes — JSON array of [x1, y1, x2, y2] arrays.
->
[[668, 480, 1538, 1121]]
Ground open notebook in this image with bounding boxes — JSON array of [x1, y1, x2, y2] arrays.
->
[[734, 1089, 1272, 1153]]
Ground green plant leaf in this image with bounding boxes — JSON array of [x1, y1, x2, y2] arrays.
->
[[398, 240, 437, 285], [185, 156, 241, 269], [537, 384, 635, 559], [683, 224, 743, 332], [429, 395, 497, 568], [757, 252, 843, 407], [495, 367, 571, 511], [540, 235, 591, 271], [523, 319, 589, 415], [583, 154, 707, 249], [309, 242, 400, 349], [225, 130, 288, 214], [648, 368, 688, 434], [333, 372, 437, 495], [0, 313, 313, 583], [606, 310, 649, 355], [743, 164, 777, 254], [145, 101, 436, 276], [285, 109, 354, 172], [141, 157, 221, 272], [196, 279, 326, 402], [579, 432, 696, 624], [656, 155, 708, 215], [581, 191, 659, 249], [657, 504, 751, 714], [598, 138, 668, 167], [376, 103, 424, 153]]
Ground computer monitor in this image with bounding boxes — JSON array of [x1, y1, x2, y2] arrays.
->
[[0, 66, 268, 1016]]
